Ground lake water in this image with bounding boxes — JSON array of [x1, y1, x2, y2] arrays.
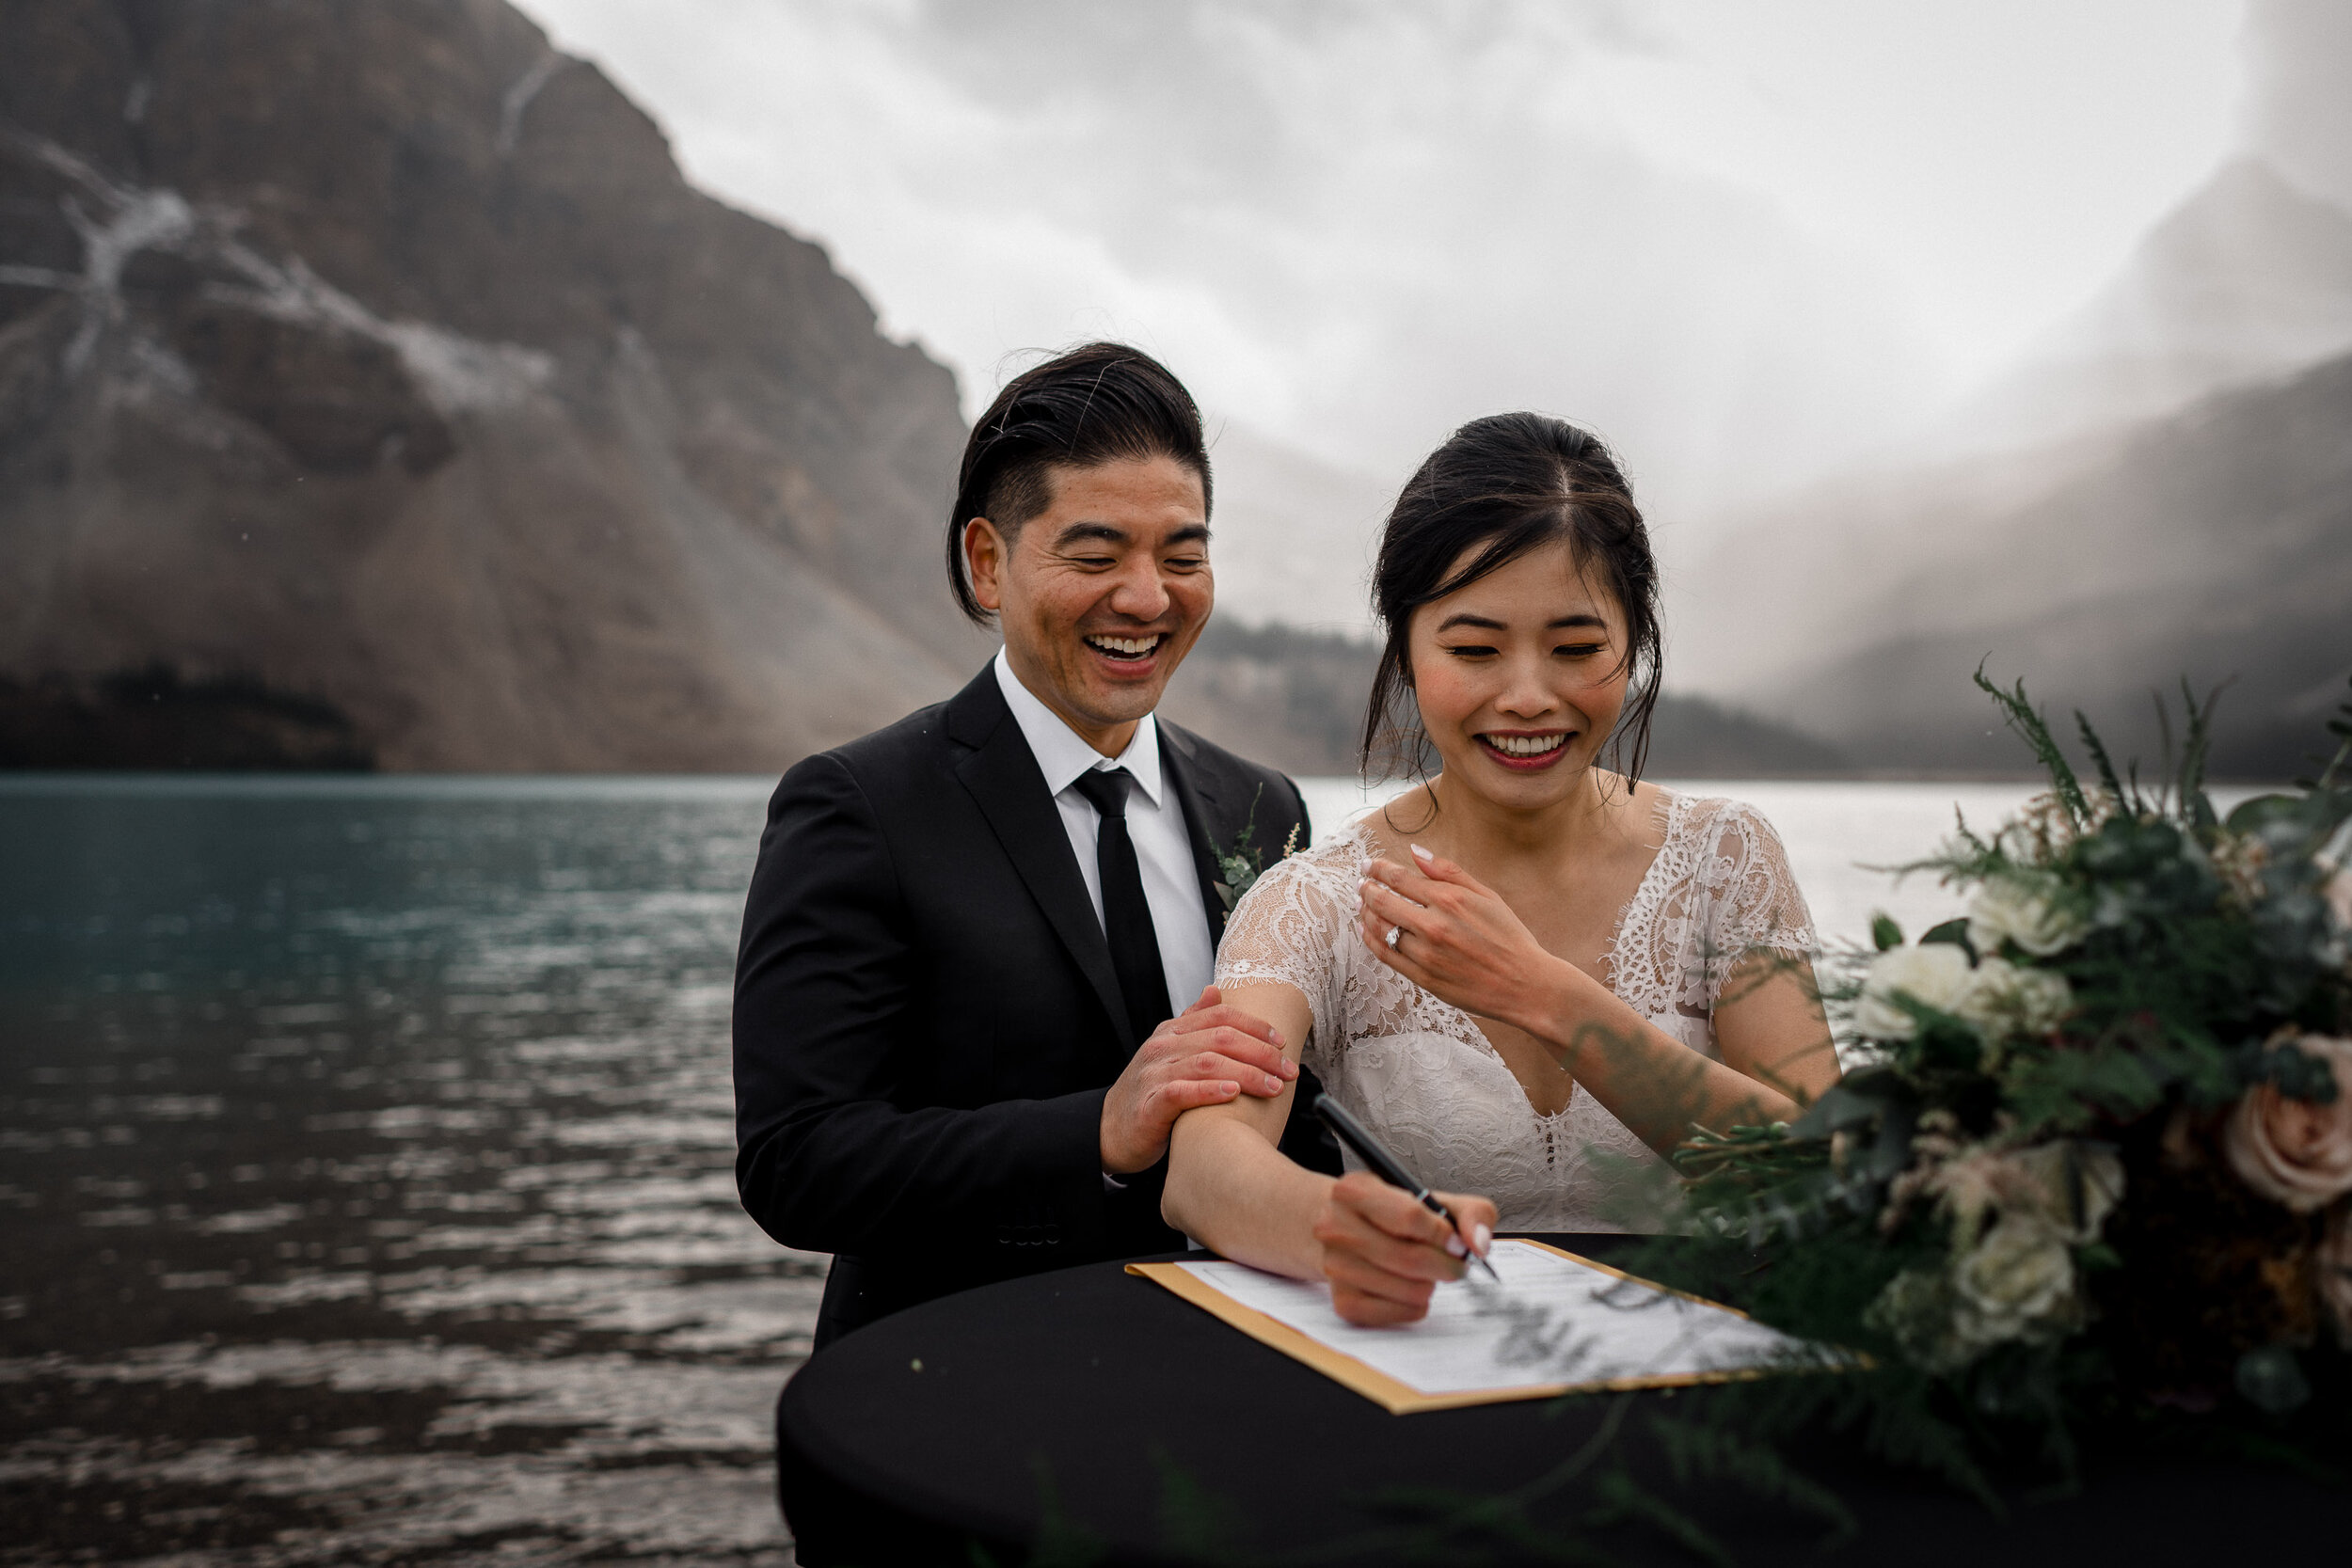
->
[[0, 772, 2057, 1564]]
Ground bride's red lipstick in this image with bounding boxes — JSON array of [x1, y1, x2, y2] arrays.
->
[[1475, 731, 1571, 771]]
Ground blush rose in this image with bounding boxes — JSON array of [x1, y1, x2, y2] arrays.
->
[[2224, 1036, 2352, 1213]]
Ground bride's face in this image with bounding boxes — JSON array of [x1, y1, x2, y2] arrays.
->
[[1406, 540, 1631, 808]]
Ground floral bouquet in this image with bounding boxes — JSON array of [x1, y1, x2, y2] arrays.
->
[[1645, 673, 2352, 1485]]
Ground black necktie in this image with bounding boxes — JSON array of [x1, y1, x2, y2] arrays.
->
[[1071, 767, 1172, 1050]]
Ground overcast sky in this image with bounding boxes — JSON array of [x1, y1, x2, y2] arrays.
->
[[514, 0, 2248, 524]]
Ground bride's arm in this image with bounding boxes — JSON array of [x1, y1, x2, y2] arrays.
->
[[1163, 981, 1497, 1326], [1358, 853, 1836, 1156], [1160, 982, 1325, 1276]]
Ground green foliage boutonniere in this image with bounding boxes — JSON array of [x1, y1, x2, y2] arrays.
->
[[1214, 784, 1303, 922]]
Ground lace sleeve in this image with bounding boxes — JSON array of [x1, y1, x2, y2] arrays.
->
[[1687, 800, 1819, 1010], [1213, 834, 1359, 1058]]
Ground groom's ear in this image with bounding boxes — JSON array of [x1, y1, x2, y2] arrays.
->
[[962, 517, 1009, 616]]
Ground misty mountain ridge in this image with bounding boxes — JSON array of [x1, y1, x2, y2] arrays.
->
[[1953, 154, 2352, 452], [1670, 22, 2352, 784], [1678, 341, 2352, 780], [1820, 346, 2349, 774], [3, 0, 984, 771]]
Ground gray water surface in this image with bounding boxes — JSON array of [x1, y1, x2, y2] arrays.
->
[[1, 772, 2057, 1564], [2, 777, 810, 1565]]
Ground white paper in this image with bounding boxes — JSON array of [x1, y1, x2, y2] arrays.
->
[[1175, 1239, 1813, 1396]]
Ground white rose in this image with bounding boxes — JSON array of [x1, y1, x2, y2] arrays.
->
[[1854, 942, 1973, 1040], [1953, 958, 2074, 1038], [1968, 873, 2089, 958], [1996, 1140, 2123, 1243], [1951, 1212, 2076, 1338]]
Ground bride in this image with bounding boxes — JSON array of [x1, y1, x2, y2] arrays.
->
[[1163, 412, 1840, 1325]]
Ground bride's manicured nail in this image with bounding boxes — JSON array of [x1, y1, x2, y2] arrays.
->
[[1411, 844, 1434, 863], [1443, 1233, 1468, 1259], [1471, 1223, 1493, 1255]]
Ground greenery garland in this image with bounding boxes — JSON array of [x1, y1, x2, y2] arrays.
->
[[1625, 669, 2352, 1509]]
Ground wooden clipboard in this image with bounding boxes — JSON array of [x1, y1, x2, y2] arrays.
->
[[1129, 1241, 1782, 1415]]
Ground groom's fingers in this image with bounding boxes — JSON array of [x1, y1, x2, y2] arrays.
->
[[1151, 1077, 1241, 1115], [1172, 1049, 1285, 1098], [1150, 1004, 1285, 1052], [1154, 1022, 1295, 1083]]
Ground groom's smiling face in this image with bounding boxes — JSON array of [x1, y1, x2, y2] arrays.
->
[[965, 453, 1214, 755]]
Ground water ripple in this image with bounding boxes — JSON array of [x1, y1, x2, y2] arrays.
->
[[0, 781, 803, 1565]]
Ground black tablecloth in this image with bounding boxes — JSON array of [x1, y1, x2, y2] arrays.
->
[[777, 1237, 2343, 1566]]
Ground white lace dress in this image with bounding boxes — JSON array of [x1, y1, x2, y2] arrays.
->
[[1216, 792, 1817, 1233]]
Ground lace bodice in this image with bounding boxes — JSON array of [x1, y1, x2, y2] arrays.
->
[[1216, 791, 1816, 1232]]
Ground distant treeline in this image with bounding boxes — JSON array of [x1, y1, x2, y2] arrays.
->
[[1163, 620, 1848, 779], [0, 667, 373, 770]]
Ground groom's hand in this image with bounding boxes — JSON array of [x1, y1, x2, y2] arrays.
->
[[1099, 986, 1295, 1176]]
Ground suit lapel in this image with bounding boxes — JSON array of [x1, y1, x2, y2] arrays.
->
[[1159, 723, 1232, 946], [946, 669, 1130, 1044]]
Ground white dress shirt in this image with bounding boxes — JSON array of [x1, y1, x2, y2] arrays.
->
[[993, 649, 1215, 1022]]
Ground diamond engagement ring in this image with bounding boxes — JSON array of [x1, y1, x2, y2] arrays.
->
[[1384, 925, 1403, 950]]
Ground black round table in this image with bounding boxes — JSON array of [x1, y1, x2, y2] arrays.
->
[[777, 1239, 2344, 1566]]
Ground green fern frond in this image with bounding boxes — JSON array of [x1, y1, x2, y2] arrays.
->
[[1974, 665, 2087, 824], [2075, 711, 2126, 807]]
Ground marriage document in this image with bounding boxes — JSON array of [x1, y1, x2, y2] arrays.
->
[[1131, 1239, 1820, 1414]]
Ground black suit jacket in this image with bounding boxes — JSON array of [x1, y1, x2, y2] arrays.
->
[[734, 664, 1336, 1348]]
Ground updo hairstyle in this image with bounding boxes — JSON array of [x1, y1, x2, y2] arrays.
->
[[1359, 412, 1661, 784]]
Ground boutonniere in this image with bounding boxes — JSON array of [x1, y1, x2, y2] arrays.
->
[[1214, 784, 1302, 921]]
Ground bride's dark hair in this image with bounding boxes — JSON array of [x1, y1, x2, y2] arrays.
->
[[1360, 412, 1661, 784]]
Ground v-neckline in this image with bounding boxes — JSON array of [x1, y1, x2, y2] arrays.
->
[[1348, 790, 1684, 1123]]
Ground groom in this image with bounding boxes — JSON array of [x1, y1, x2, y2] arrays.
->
[[734, 341, 1338, 1350]]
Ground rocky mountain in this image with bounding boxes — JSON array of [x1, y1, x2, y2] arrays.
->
[[1, 0, 985, 771]]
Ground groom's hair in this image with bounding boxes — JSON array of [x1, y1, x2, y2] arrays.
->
[[946, 342, 1212, 624]]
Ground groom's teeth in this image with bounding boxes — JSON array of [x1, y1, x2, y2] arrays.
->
[[1486, 734, 1566, 756], [1086, 635, 1162, 657]]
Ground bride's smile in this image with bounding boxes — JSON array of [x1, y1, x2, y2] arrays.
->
[[1411, 543, 1630, 801]]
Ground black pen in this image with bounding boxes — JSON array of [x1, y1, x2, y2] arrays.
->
[[1312, 1092, 1502, 1283]]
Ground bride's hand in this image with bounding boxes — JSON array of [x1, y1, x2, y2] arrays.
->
[[1312, 1171, 1498, 1326], [1358, 846, 1561, 1030]]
